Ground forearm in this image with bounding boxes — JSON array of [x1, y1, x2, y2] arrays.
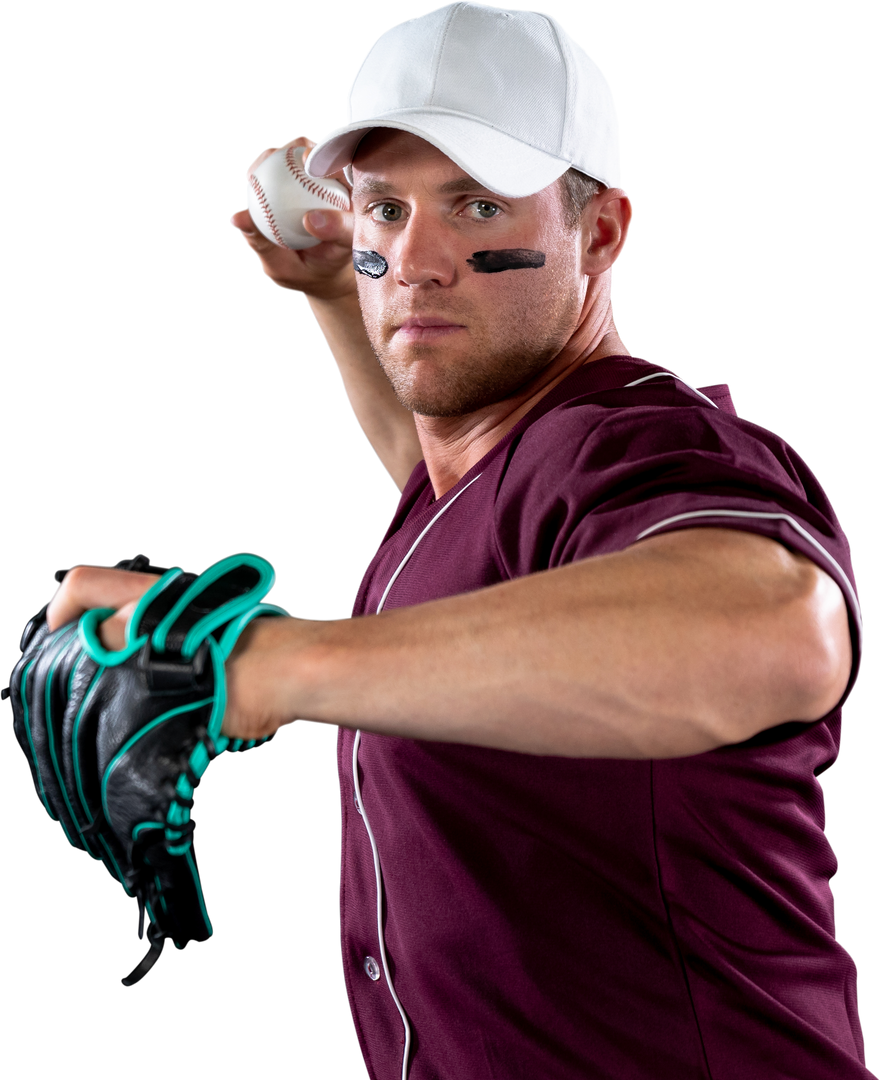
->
[[227, 530, 852, 758], [307, 292, 422, 489]]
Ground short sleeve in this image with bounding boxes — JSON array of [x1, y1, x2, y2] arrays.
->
[[492, 385, 861, 687]]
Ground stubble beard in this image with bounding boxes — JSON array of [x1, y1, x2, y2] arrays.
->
[[373, 340, 564, 418], [361, 289, 582, 419]]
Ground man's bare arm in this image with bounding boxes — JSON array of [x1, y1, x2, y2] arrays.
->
[[305, 290, 423, 489], [226, 528, 851, 757], [232, 139, 421, 489], [51, 529, 853, 760]]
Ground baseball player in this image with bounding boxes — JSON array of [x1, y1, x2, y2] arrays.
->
[[39, 4, 871, 1078]]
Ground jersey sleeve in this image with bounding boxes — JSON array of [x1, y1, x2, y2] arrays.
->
[[492, 387, 862, 694]]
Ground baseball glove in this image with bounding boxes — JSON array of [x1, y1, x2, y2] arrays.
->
[[4, 553, 287, 984]]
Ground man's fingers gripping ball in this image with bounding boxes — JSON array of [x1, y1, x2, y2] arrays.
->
[[231, 205, 351, 250], [247, 142, 351, 249]]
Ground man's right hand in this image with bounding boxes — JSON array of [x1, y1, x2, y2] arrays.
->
[[231, 137, 357, 301], [232, 135, 423, 490]]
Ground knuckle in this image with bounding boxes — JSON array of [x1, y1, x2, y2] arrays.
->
[[62, 564, 91, 594]]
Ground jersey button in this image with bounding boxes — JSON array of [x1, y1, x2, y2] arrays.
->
[[364, 956, 381, 981]]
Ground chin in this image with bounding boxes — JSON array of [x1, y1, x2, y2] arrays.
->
[[374, 332, 568, 419], [388, 370, 536, 418]]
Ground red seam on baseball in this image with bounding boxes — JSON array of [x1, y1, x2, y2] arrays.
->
[[249, 173, 289, 248], [285, 146, 350, 212]]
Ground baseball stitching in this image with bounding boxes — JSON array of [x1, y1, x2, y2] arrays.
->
[[285, 146, 350, 212], [249, 173, 289, 249]]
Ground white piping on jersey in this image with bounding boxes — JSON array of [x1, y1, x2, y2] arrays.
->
[[353, 471, 483, 1080], [375, 473, 485, 614], [624, 370, 719, 409], [637, 508, 862, 630], [626, 383, 861, 625]]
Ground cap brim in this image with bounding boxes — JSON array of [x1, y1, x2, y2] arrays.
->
[[306, 111, 576, 198]]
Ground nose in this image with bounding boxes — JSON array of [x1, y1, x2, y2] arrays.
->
[[393, 211, 457, 288]]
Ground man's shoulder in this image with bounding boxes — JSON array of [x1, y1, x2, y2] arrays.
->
[[502, 382, 837, 544], [506, 361, 753, 479], [509, 359, 734, 448]]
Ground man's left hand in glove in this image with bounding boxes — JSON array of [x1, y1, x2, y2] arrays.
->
[[6, 553, 287, 984]]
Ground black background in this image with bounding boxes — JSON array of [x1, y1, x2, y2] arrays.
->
[[5, 4, 872, 1071]]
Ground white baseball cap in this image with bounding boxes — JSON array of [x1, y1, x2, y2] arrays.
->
[[306, 3, 620, 198]]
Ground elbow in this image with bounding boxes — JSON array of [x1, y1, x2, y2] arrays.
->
[[696, 558, 854, 752], [790, 569, 853, 721], [794, 604, 850, 721], [747, 559, 853, 737]]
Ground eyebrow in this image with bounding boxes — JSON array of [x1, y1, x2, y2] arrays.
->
[[351, 175, 498, 199]]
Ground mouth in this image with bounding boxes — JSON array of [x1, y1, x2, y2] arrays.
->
[[394, 316, 465, 342]]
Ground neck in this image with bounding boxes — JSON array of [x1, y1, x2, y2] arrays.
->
[[416, 324, 630, 501]]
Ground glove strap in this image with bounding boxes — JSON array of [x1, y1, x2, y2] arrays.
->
[[114, 555, 170, 576], [118, 846, 170, 989], [122, 922, 166, 987]]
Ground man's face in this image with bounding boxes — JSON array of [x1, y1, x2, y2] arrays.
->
[[350, 130, 588, 418]]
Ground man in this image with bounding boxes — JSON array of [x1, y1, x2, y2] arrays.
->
[[49, 4, 869, 1078]]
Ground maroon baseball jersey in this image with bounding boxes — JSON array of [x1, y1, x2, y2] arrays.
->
[[338, 356, 870, 1079]]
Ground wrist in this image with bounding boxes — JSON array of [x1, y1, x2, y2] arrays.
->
[[222, 614, 338, 741]]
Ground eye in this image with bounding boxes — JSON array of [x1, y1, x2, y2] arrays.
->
[[370, 203, 404, 223], [464, 200, 501, 220]]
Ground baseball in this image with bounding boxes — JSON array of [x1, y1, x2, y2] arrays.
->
[[247, 144, 351, 250]]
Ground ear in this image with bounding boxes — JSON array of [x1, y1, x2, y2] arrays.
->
[[579, 188, 632, 277]]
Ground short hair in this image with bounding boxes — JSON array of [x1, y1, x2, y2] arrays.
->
[[558, 168, 605, 229]]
